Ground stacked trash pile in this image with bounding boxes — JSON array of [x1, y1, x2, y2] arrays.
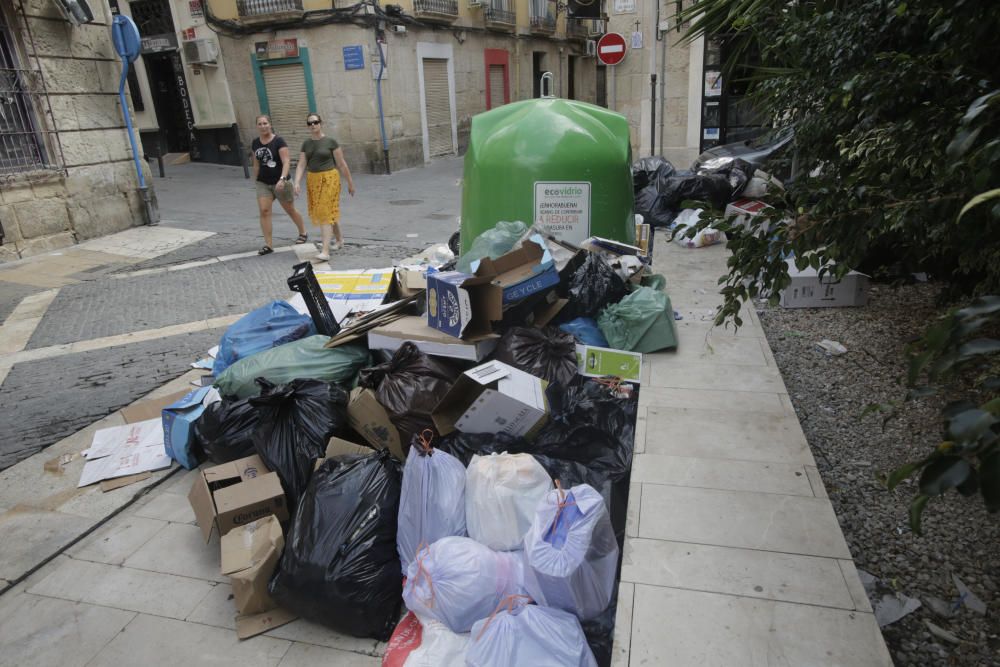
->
[[78, 225, 678, 666], [632, 155, 786, 248]]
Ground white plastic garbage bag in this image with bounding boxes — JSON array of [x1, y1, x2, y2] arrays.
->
[[397, 436, 468, 573], [466, 453, 553, 551], [466, 597, 598, 667], [671, 208, 727, 248], [402, 537, 525, 633], [523, 484, 619, 621], [382, 612, 470, 667]]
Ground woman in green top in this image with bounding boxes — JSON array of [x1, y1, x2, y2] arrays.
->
[[293, 113, 356, 261]]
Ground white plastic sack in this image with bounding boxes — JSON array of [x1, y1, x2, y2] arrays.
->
[[523, 484, 619, 621], [406, 616, 469, 667], [402, 537, 525, 633], [672, 209, 727, 249], [397, 443, 468, 573], [466, 453, 553, 551], [466, 600, 598, 667]]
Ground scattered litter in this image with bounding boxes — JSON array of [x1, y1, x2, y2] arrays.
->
[[673, 310, 683, 320], [406, 233, 419, 238], [924, 619, 961, 645], [208, 345, 219, 358], [191, 358, 214, 370], [924, 596, 956, 619], [816, 339, 848, 356], [952, 574, 987, 615], [100, 472, 150, 492], [857, 569, 922, 627], [43, 452, 76, 475]]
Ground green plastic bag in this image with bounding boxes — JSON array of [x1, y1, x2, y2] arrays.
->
[[456, 220, 528, 274], [597, 286, 678, 353], [640, 273, 667, 291], [215, 335, 370, 399]]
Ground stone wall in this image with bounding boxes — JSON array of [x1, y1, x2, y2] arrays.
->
[[219, 22, 597, 174], [0, 0, 153, 263]]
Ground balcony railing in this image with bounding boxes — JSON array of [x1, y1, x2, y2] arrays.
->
[[484, 0, 515, 29], [413, 0, 459, 23], [236, 0, 303, 21], [529, 0, 555, 34], [566, 19, 589, 40]]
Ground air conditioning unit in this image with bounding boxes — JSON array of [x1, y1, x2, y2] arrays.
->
[[183, 38, 219, 66], [584, 40, 596, 57], [52, 0, 94, 25]]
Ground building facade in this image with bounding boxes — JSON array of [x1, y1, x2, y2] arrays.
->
[[1, 0, 153, 262]]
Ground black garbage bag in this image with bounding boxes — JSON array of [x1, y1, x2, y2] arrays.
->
[[631, 156, 676, 191], [582, 594, 619, 667], [434, 431, 529, 467], [269, 450, 403, 639], [693, 157, 755, 200], [193, 397, 260, 464], [560, 253, 628, 321], [493, 326, 578, 386], [532, 378, 639, 481], [358, 342, 463, 444], [250, 378, 349, 509], [659, 170, 734, 210], [634, 185, 678, 228]]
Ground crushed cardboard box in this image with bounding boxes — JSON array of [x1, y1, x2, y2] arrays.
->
[[324, 436, 374, 459], [475, 238, 559, 304], [220, 515, 285, 617], [188, 454, 288, 542], [78, 419, 172, 488], [347, 387, 406, 460], [433, 360, 549, 439], [163, 386, 218, 470]]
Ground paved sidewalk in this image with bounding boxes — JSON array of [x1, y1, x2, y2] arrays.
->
[[0, 240, 890, 666]]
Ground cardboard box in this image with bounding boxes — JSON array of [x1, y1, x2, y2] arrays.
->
[[324, 436, 374, 459], [780, 260, 870, 309], [476, 240, 560, 304], [346, 387, 406, 460], [188, 455, 289, 542], [369, 315, 499, 362], [162, 386, 214, 470], [119, 389, 190, 424], [392, 266, 427, 299], [425, 271, 502, 339], [576, 344, 643, 383], [433, 360, 549, 439], [634, 222, 652, 257], [235, 607, 297, 640], [220, 515, 284, 616]]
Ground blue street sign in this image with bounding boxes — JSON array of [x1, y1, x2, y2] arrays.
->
[[343, 45, 365, 71]]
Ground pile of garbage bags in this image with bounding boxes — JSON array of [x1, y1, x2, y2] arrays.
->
[[175, 228, 673, 665]]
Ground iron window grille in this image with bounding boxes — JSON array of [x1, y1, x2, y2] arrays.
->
[[236, 0, 304, 18], [413, 0, 459, 17], [529, 0, 555, 30], [0, 2, 64, 177], [485, 0, 515, 26]]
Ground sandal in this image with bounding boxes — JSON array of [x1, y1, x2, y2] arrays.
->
[[295, 234, 308, 244], [258, 245, 273, 256]]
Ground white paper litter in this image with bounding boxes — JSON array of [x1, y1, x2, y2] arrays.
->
[[86, 419, 164, 460], [78, 418, 172, 488], [78, 447, 172, 488]]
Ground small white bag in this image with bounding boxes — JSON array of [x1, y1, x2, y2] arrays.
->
[[466, 453, 553, 551], [397, 435, 467, 573], [466, 597, 598, 667], [402, 537, 525, 634], [522, 484, 619, 621]]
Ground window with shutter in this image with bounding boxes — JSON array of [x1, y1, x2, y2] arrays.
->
[[262, 64, 311, 159], [421, 57, 454, 157]]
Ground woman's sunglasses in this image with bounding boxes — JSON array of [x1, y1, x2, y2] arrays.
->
[[307, 120, 321, 126]]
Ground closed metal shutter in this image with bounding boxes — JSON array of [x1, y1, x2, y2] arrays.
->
[[422, 58, 454, 157], [488, 64, 506, 110], [263, 64, 311, 161]]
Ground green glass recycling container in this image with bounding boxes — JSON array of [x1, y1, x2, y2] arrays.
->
[[461, 97, 634, 254]]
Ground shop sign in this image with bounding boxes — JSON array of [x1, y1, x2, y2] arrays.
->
[[141, 33, 178, 53], [255, 39, 299, 60]]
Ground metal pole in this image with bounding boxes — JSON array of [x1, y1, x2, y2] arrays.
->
[[610, 66, 616, 110], [659, 28, 667, 155], [650, 74, 657, 156]]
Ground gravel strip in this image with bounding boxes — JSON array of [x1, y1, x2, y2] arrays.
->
[[757, 282, 1000, 667]]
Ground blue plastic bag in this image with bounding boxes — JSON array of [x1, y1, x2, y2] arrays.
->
[[213, 301, 315, 377], [559, 318, 609, 347]]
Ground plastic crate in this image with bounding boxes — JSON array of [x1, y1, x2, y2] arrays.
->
[[287, 262, 340, 336]]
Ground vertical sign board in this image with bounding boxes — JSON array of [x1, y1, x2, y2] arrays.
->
[[171, 51, 200, 159], [534, 181, 592, 245], [343, 45, 365, 70]]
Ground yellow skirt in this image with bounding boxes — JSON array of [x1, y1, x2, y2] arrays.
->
[[306, 169, 341, 226]]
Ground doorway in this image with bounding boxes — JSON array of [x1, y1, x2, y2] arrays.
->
[[596, 64, 607, 108], [567, 56, 577, 100], [532, 51, 546, 98], [144, 52, 189, 153]]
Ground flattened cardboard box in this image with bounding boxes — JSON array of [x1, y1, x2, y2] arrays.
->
[[119, 389, 190, 424], [347, 387, 406, 460], [433, 360, 549, 439], [369, 315, 499, 362], [188, 454, 289, 542], [476, 240, 560, 304]]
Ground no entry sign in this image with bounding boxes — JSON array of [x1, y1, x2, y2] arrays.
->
[[596, 32, 627, 66]]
